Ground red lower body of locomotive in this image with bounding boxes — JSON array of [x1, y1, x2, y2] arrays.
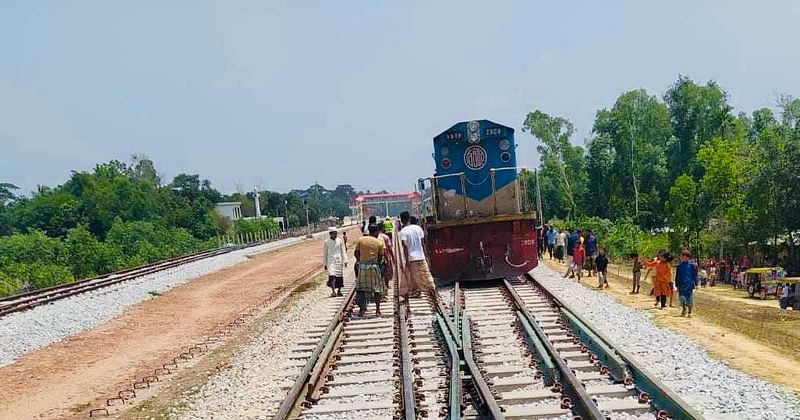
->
[[426, 217, 538, 282]]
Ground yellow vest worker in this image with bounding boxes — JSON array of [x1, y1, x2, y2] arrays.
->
[[383, 218, 393, 234]]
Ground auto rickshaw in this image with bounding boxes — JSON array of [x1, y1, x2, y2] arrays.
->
[[744, 267, 785, 299]]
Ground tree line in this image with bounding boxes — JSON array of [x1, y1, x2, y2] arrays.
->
[[0, 157, 358, 296], [524, 76, 800, 272]]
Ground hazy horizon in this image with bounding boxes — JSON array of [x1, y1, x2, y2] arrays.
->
[[2, 1, 799, 195]]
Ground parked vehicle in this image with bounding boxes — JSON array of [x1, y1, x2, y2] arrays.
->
[[744, 267, 785, 299]]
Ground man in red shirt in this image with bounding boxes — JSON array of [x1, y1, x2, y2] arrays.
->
[[573, 242, 585, 283]]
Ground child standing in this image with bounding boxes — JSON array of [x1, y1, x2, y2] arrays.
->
[[644, 251, 673, 309], [630, 253, 642, 294], [675, 250, 698, 317], [595, 248, 609, 289]]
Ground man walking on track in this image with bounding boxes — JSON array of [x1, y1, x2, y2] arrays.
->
[[398, 211, 436, 299], [323, 227, 347, 297], [377, 223, 394, 301], [354, 224, 386, 317]]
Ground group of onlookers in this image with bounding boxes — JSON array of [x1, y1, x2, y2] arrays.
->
[[539, 224, 609, 289], [541, 223, 700, 317], [324, 212, 436, 317], [699, 255, 751, 288]]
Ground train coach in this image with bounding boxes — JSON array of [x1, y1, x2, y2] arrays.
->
[[417, 119, 538, 282]]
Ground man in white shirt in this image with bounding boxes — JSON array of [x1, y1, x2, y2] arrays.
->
[[323, 227, 347, 296], [398, 211, 436, 299]]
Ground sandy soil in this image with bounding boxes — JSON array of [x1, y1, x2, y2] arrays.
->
[[545, 259, 800, 395], [0, 236, 334, 420]]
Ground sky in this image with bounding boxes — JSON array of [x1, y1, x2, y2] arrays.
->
[[1, 1, 799, 196]]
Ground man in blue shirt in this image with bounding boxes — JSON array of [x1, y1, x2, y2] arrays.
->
[[546, 227, 557, 260], [584, 229, 597, 276], [675, 250, 698, 318]]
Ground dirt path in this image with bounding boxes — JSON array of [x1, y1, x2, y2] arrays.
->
[[544, 259, 800, 395], [0, 237, 332, 420]]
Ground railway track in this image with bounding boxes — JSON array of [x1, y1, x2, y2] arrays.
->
[[0, 229, 333, 318], [451, 274, 701, 420], [0, 247, 235, 317], [272, 270, 700, 419]]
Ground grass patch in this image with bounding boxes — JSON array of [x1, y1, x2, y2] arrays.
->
[[292, 273, 325, 295], [605, 262, 800, 361]]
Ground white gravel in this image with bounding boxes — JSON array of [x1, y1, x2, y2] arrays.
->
[[531, 265, 800, 420], [174, 275, 337, 419], [0, 238, 304, 368]]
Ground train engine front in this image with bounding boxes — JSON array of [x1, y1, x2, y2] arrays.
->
[[419, 120, 538, 282]]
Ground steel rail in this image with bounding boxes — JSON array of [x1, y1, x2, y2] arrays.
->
[[502, 278, 605, 419], [435, 312, 462, 420], [434, 299, 461, 348], [271, 286, 355, 420], [398, 302, 417, 419], [0, 248, 235, 317], [0, 248, 227, 303], [461, 314, 505, 419], [515, 310, 556, 386], [453, 281, 461, 334], [526, 274, 702, 419], [0, 226, 339, 316]]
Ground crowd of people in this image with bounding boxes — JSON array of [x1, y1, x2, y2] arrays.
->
[[542, 223, 700, 317], [698, 255, 751, 288], [326, 217, 798, 320], [323, 211, 437, 317]]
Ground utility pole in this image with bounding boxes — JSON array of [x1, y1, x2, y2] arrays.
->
[[253, 188, 261, 218], [304, 199, 311, 236], [534, 169, 544, 221], [284, 200, 289, 232]]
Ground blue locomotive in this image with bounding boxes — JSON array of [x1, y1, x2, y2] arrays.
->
[[418, 120, 539, 281]]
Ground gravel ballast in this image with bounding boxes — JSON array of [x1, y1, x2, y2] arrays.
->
[[175, 277, 336, 419], [0, 238, 303, 367], [531, 265, 800, 420]]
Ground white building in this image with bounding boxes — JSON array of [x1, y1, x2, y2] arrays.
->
[[215, 202, 243, 220]]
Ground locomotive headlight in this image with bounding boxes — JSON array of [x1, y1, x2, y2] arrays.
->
[[441, 146, 450, 157], [498, 138, 511, 151], [468, 121, 480, 144]]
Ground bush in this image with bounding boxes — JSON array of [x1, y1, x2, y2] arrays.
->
[[549, 216, 669, 262], [0, 271, 24, 297], [0, 230, 69, 267], [2, 262, 73, 291], [233, 218, 280, 236]]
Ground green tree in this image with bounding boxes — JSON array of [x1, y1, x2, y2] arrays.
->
[[0, 182, 18, 204], [0, 182, 19, 236], [664, 76, 734, 182], [592, 89, 672, 227], [13, 190, 84, 237], [585, 134, 616, 218], [522, 110, 586, 219], [131, 154, 161, 187], [65, 224, 118, 278], [666, 174, 705, 250], [697, 137, 748, 223]]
